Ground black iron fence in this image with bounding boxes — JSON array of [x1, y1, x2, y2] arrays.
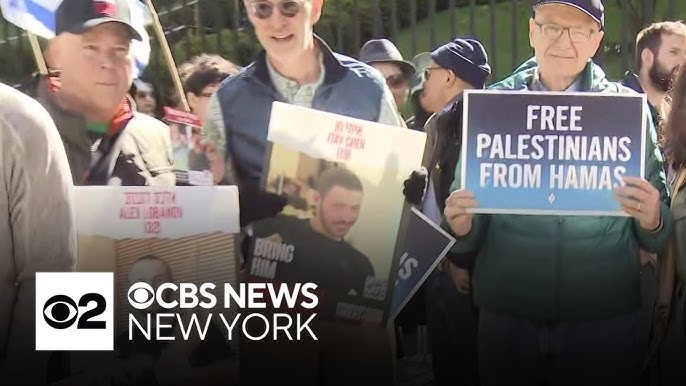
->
[[0, 0, 683, 100]]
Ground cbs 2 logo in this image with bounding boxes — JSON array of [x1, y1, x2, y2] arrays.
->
[[43, 294, 107, 330]]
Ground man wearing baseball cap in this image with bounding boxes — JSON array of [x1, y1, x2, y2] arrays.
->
[[444, 1, 671, 385], [34, 0, 175, 186]]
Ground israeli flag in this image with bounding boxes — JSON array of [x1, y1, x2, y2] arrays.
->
[[0, 0, 152, 78]]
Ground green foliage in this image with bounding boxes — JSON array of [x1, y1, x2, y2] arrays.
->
[[0, 0, 681, 89]]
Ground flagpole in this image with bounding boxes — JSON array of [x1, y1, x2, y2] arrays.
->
[[27, 32, 48, 75], [143, 0, 190, 113]]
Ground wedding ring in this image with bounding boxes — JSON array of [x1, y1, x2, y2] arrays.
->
[[637, 202, 642, 212]]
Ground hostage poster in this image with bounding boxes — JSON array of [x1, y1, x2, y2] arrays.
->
[[247, 102, 427, 327], [461, 90, 647, 216], [62, 186, 241, 385]]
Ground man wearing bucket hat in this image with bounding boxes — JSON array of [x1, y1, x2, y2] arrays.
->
[[405, 52, 433, 131], [444, 1, 671, 384], [359, 38, 415, 112], [403, 36, 490, 386]]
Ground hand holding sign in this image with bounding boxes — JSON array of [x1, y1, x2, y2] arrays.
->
[[615, 176, 661, 231], [444, 190, 478, 237]]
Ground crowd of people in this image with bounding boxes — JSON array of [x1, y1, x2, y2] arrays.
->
[[1, 0, 686, 385]]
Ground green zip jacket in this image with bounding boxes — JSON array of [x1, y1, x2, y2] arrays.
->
[[447, 59, 672, 321]]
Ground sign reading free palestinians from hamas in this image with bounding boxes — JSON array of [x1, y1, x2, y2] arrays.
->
[[460, 90, 647, 216]]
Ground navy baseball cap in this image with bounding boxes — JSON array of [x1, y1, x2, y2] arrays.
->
[[533, 0, 605, 30], [56, 0, 142, 40]]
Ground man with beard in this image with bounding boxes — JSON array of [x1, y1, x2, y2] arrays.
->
[[619, 22, 686, 376], [245, 167, 389, 385], [620, 21, 686, 127], [249, 167, 375, 318]]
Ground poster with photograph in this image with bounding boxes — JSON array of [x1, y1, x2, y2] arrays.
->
[[247, 102, 427, 327], [63, 186, 241, 385], [164, 107, 221, 179]]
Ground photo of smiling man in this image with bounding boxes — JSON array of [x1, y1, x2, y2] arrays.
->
[[249, 166, 382, 324]]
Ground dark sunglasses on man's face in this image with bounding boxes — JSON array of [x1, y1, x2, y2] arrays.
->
[[251, 0, 303, 19], [386, 74, 407, 89]]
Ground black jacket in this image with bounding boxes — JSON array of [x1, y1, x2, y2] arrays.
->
[[425, 95, 476, 269]]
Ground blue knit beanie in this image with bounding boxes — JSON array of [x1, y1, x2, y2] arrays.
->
[[430, 37, 491, 88]]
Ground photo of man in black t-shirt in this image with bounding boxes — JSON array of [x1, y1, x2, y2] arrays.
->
[[249, 167, 381, 323]]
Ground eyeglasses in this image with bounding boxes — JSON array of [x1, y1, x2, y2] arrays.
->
[[424, 67, 444, 80], [534, 21, 597, 43], [386, 74, 407, 89], [250, 0, 304, 19]]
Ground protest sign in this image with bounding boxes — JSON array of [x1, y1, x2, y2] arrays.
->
[[63, 186, 240, 384], [247, 102, 426, 327], [461, 90, 647, 215], [74, 186, 240, 329], [390, 207, 456, 321]]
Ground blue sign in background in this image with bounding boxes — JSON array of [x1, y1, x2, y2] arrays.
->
[[390, 208, 455, 320], [461, 91, 646, 215]]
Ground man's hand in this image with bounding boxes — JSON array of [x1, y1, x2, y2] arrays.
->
[[238, 183, 287, 227], [446, 261, 471, 295], [402, 167, 428, 205], [615, 176, 661, 231], [444, 190, 478, 237]]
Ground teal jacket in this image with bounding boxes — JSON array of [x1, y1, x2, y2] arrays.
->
[[447, 59, 672, 321]]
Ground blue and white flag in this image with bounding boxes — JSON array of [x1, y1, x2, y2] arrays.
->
[[0, 0, 152, 78]]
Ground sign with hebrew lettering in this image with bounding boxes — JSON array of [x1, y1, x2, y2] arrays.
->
[[248, 102, 427, 327]]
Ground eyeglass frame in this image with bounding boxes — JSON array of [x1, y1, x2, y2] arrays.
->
[[248, 0, 307, 20], [533, 20, 599, 43], [424, 67, 445, 80]]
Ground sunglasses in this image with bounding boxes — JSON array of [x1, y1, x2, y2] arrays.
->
[[386, 74, 407, 89], [424, 67, 443, 80], [250, 0, 304, 19]]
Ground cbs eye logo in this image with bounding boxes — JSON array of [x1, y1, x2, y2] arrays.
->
[[43, 293, 107, 330], [127, 282, 155, 309], [36, 272, 113, 351]]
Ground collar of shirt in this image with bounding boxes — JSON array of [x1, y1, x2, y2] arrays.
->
[[46, 74, 133, 137], [266, 53, 326, 108], [531, 69, 583, 92]]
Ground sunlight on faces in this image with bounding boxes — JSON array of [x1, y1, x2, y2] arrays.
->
[[244, 0, 323, 65], [312, 186, 363, 240], [643, 33, 686, 90], [529, 4, 604, 84], [421, 61, 452, 113], [51, 23, 133, 119], [655, 33, 686, 71]]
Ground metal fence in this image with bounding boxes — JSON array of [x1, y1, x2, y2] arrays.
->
[[0, 0, 682, 99]]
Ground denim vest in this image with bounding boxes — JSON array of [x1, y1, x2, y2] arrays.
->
[[213, 37, 384, 185]]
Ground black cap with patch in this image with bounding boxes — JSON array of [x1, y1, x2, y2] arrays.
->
[[55, 0, 142, 40]]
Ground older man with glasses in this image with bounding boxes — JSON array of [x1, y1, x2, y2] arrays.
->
[[203, 0, 403, 385], [444, 1, 671, 385], [204, 0, 404, 220]]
